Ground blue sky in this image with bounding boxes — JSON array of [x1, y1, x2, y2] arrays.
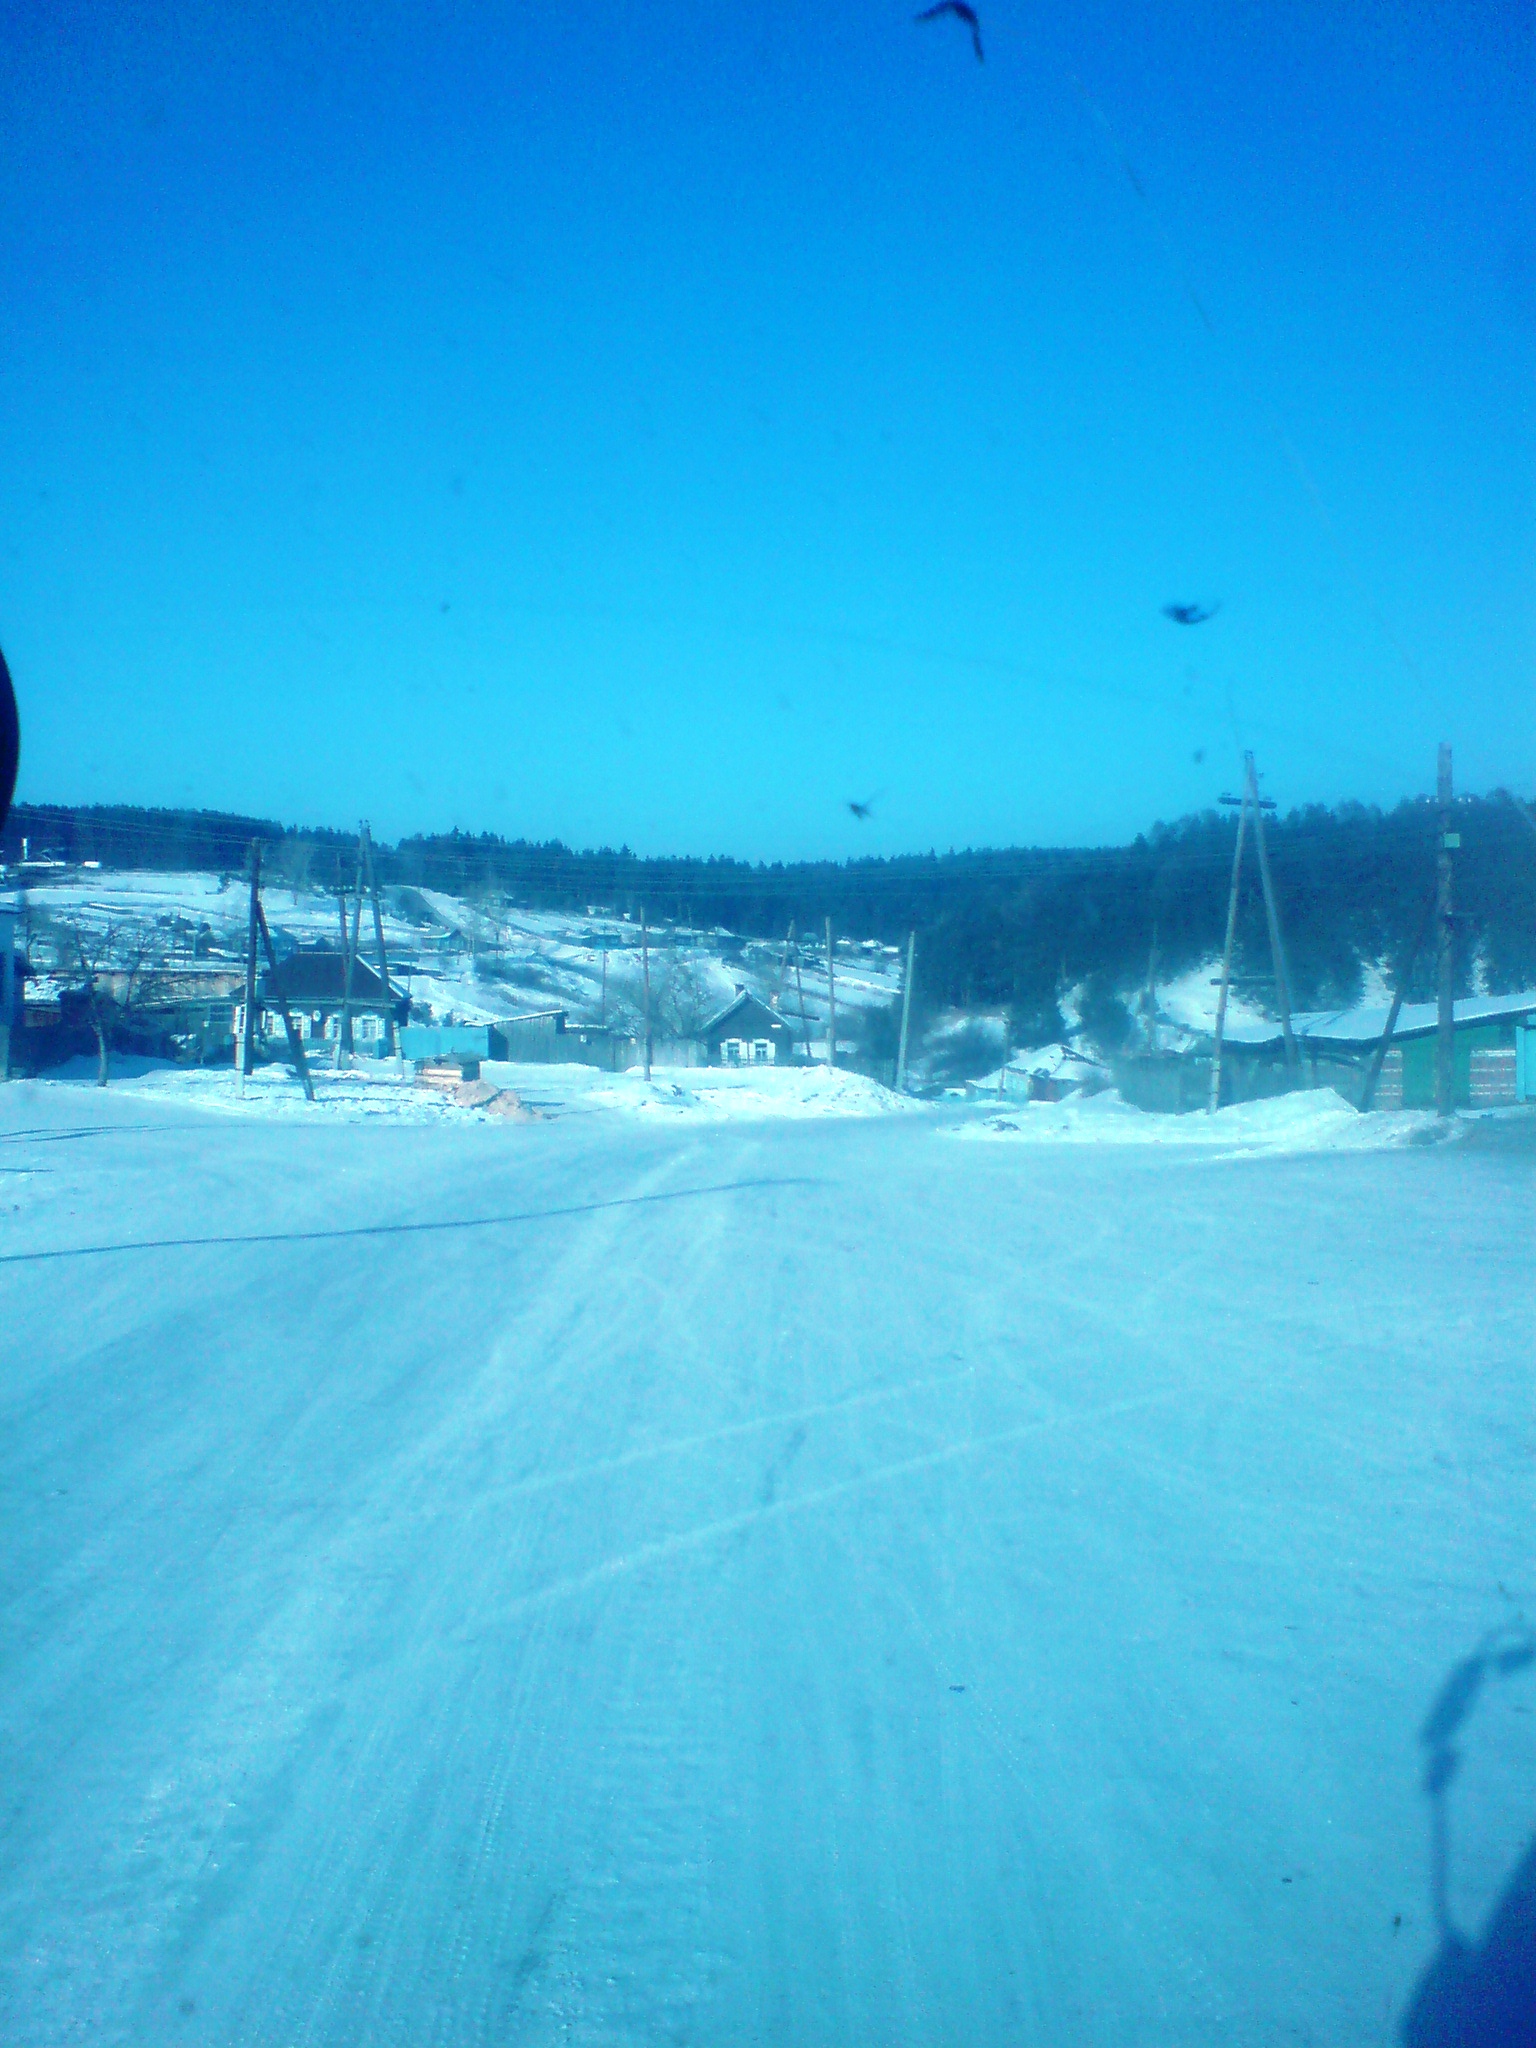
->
[[1, 1, 1532, 859]]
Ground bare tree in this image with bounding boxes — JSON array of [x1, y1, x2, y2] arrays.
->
[[33, 913, 166, 1086], [272, 836, 322, 896], [650, 952, 718, 1041]]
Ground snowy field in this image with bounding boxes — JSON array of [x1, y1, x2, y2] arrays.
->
[[0, 1077, 1531, 2044]]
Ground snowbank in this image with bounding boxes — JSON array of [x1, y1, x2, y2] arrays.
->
[[560, 1062, 917, 1123], [26, 1056, 918, 1126], [945, 1086, 1452, 1156]]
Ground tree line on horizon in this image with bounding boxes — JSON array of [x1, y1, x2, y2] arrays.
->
[[6, 793, 1535, 1041]]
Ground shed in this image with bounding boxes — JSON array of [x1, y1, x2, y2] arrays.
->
[[1300, 991, 1536, 1107], [1517, 1022, 1536, 1104], [1215, 989, 1536, 1109], [698, 989, 795, 1066], [493, 1010, 571, 1062]]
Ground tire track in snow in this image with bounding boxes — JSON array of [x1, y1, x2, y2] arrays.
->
[[428, 1363, 977, 1515], [474, 1388, 1181, 1628]]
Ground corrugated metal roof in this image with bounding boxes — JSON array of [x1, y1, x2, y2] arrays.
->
[[1222, 988, 1536, 1049]]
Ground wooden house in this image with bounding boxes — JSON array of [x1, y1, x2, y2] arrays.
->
[[697, 990, 796, 1066]]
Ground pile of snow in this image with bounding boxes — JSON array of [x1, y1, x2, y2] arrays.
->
[[564, 1063, 917, 1123], [25, 1056, 918, 1126], [34, 1060, 479, 1125], [947, 1086, 1450, 1156]]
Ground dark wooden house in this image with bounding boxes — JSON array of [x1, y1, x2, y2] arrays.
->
[[698, 989, 796, 1066], [245, 950, 408, 1054]]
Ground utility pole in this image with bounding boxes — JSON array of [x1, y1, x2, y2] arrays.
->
[[242, 840, 261, 1086], [896, 930, 916, 1093], [793, 941, 810, 1059], [1436, 743, 1456, 1116], [1361, 896, 1436, 1112], [775, 922, 796, 1008], [825, 916, 837, 1068], [1245, 753, 1298, 1073], [333, 849, 361, 1067], [600, 946, 607, 1028], [1208, 797, 1249, 1112], [641, 908, 652, 1082], [360, 822, 396, 1055], [254, 898, 316, 1102], [346, 863, 362, 1049]]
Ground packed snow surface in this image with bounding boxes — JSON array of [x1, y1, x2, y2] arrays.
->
[[0, 1078, 1530, 2044], [29, 1056, 916, 1126]]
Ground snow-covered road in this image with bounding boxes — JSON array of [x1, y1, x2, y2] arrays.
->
[[0, 1086, 1530, 2043]]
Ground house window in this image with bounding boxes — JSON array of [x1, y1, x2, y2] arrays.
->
[[358, 1015, 381, 1042], [752, 1039, 772, 1063], [722, 1037, 745, 1065]]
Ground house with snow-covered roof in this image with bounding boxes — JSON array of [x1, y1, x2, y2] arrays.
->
[[697, 989, 796, 1066], [243, 949, 408, 1056], [1215, 988, 1536, 1109]]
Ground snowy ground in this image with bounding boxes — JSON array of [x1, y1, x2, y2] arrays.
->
[[28, 1056, 916, 1128], [0, 1079, 1531, 2044]]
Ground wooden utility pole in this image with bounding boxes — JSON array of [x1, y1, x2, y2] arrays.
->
[[333, 849, 361, 1067], [242, 841, 261, 1082], [346, 869, 362, 1047], [333, 855, 349, 959], [793, 942, 810, 1058], [255, 899, 316, 1102], [600, 946, 608, 1028], [1246, 753, 1298, 1072], [1360, 896, 1435, 1112], [1436, 743, 1456, 1116], [1208, 799, 1249, 1112], [824, 916, 837, 1068], [776, 922, 795, 1007], [896, 930, 916, 1093], [641, 909, 652, 1082], [360, 822, 396, 1055]]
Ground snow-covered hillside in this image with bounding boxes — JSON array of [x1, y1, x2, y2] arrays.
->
[[4, 868, 904, 1041]]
